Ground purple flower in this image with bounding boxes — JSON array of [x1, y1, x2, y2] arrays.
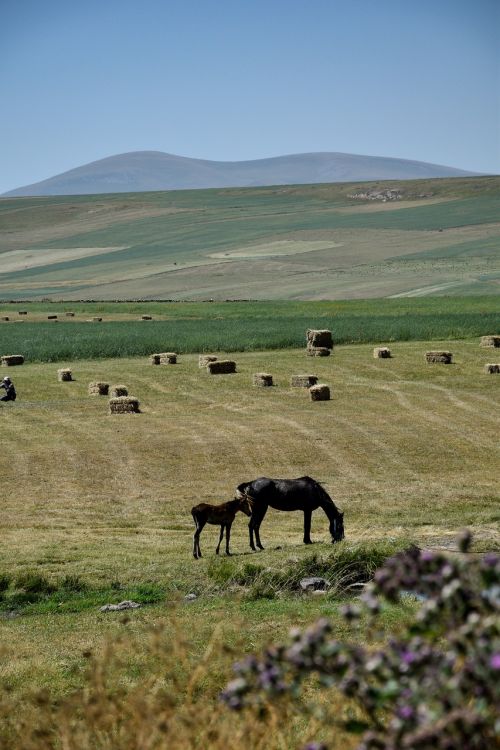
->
[[401, 650, 418, 665], [398, 705, 415, 720], [490, 654, 500, 670]]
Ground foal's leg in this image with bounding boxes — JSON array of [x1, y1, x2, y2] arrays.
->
[[303, 509, 313, 544], [225, 522, 232, 555], [193, 517, 206, 559], [215, 524, 225, 555]]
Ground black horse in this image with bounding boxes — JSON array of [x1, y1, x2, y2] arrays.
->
[[235, 476, 344, 551]]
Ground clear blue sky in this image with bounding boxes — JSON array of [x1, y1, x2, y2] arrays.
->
[[1, 0, 499, 193]]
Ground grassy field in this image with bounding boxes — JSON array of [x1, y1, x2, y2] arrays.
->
[[0, 297, 498, 361], [0, 335, 498, 729], [0, 175, 499, 300]]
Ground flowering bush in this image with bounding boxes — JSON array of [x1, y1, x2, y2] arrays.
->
[[221, 532, 499, 749]]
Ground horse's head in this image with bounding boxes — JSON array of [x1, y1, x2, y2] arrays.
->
[[331, 511, 345, 542], [235, 482, 251, 501], [236, 492, 254, 517]]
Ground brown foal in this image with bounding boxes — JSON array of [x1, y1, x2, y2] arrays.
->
[[191, 496, 253, 559]]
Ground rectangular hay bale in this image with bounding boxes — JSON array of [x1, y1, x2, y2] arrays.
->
[[291, 374, 318, 387], [306, 329, 333, 349], [89, 381, 109, 395], [199, 354, 218, 367], [480, 335, 500, 348], [207, 360, 236, 374], [110, 384, 128, 397], [425, 351, 453, 364], [150, 352, 177, 364], [309, 384, 330, 401], [109, 396, 140, 414], [306, 346, 331, 357], [58, 368, 73, 382], [253, 372, 273, 386], [1, 355, 24, 366]]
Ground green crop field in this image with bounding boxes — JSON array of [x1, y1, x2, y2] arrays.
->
[[0, 329, 498, 746], [0, 175, 499, 300], [0, 297, 498, 362]]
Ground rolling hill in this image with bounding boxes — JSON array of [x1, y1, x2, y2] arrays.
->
[[2, 151, 476, 197], [0, 176, 499, 300]]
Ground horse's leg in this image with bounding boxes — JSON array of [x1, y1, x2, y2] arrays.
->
[[250, 505, 267, 550], [303, 508, 313, 544], [215, 524, 225, 555]]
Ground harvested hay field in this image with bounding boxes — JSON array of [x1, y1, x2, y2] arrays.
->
[[0, 339, 498, 714]]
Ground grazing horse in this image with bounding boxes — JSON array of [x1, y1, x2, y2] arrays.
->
[[235, 476, 344, 551], [191, 496, 253, 559]]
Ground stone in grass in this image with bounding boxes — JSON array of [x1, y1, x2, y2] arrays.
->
[[299, 577, 331, 592], [184, 593, 198, 602], [100, 600, 141, 612]]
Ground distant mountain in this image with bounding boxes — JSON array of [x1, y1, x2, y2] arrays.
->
[[3, 151, 476, 197]]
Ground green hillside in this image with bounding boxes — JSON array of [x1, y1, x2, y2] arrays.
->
[[0, 176, 499, 300]]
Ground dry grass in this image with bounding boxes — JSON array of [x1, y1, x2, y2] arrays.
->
[[0, 339, 498, 729]]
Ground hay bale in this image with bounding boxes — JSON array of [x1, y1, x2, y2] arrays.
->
[[306, 329, 333, 349], [1, 317, 9, 322], [480, 335, 500, 348], [47, 314, 58, 320], [1, 355, 24, 366], [65, 312, 75, 317], [207, 360, 236, 374], [199, 354, 218, 368], [109, 396, 140, 414], [110, 384, 128, 397], [92, 317, 103, 322], [253, 372, 273, 387], [57, 368, 73, 382], [306, 346, 331, 357], [425, 351, 453, 364], [374, 347, 391, 358], [309, 384, 330, 401], [484, 363, 500, 374], [150, 352, 177, 365], [291, 374, 318, 387], [88, 381, 109, 395], [141, 315, 152, 320], [18, 311, 27, 316]]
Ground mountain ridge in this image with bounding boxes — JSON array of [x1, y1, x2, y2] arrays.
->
[[3, 150, 477, 197]]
